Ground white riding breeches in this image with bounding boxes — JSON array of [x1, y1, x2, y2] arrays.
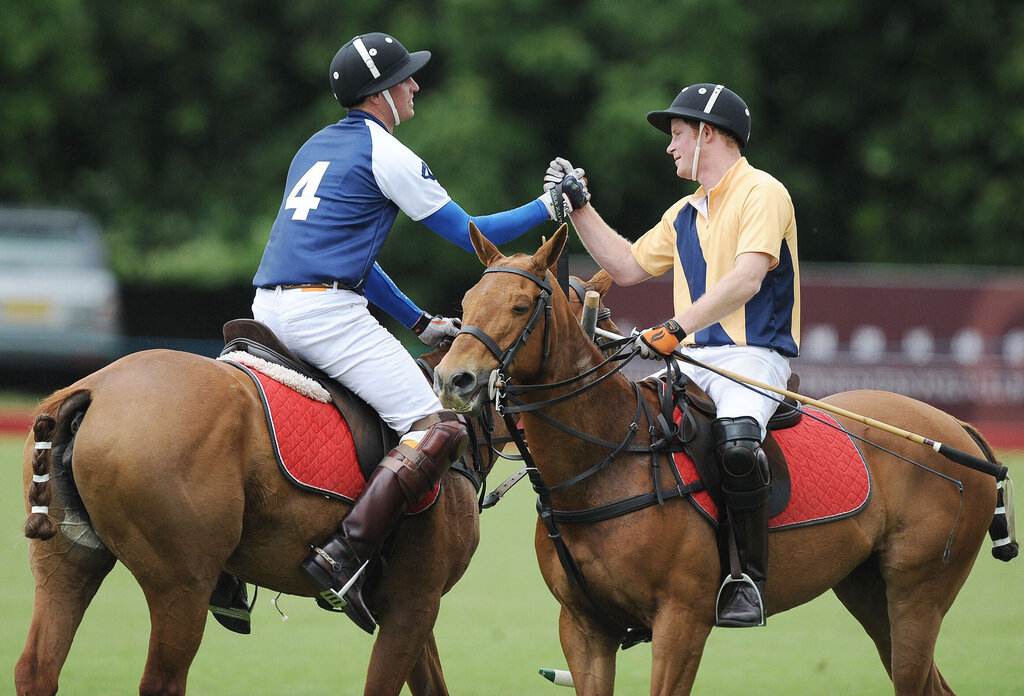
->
[[655, 345, 791, 441], [252, 286, 442, 436]]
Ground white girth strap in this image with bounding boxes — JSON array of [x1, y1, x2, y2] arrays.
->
[[353, 37, 401, 126]]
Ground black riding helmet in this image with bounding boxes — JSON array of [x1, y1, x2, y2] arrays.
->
[[330, 33, 431, 109], [646, 83, 751, 148]]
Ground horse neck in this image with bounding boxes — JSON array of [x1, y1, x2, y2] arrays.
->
[[518, 305, 653, 499]]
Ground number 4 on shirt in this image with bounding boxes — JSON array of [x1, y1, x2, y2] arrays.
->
[[285, 161, 330, 220]]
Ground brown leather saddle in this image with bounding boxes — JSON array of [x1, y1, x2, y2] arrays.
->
[[648, 373, 803, 519], [221, 319, 396, 480]]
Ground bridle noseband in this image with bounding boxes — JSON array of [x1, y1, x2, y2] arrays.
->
[[456, 265, 553, 405]]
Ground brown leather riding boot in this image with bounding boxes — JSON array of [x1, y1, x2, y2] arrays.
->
[[713, 416, 771, 628], [300, 412, 468, 634]]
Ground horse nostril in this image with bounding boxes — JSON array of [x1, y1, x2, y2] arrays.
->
[[451, 371, 477, 395]]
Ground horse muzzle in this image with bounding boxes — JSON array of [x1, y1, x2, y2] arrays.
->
[[433, 364, 491, 417]]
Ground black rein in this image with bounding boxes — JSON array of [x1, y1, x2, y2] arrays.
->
[[455, 265, 705, 648]]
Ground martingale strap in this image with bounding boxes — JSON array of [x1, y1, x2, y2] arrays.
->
[[466, 263, 703, 648], [498, 361, 699, 650]]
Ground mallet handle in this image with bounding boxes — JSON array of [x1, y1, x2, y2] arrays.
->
[[580, 291, 600, 339], [688, 357, 1008, 481], [595, 328, 1007, 480]]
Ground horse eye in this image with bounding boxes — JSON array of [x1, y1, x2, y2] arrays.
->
[[512, 304, 530, 315]]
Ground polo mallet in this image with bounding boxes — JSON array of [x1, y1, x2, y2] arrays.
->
[[595, 327, 1009, 481]]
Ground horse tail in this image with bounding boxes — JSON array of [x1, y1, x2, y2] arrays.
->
[[24, 387, 92, 541], [959, 420, 1018, 562]]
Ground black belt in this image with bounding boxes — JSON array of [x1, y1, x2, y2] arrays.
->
[[261, 280, 361, 292]]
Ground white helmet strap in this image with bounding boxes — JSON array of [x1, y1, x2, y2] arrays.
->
[[690, 84, 724, 180], [691, 122, 704, 180], [353, 37, 401, 126], [381, 89, 401, 126]]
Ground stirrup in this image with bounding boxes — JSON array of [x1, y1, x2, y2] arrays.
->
[[715, 572, 765, 627], [317, 559, 370, 611], [209, 576, 255, 635]]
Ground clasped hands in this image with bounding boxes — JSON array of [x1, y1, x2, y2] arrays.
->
[[539, 156, 591, 220]]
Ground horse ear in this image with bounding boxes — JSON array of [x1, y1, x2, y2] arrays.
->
[[469, 222, 503, 267], [586, 269, 614, 296], [533, 223, 568, 272]]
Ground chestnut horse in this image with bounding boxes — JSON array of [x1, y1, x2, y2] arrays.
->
[[15, 271, 616, 696], [434, 225, 1016, 696]]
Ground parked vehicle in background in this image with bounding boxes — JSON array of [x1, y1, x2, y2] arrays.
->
[[0, 207, 123, 369]]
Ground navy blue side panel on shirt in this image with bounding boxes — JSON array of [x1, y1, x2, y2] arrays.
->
[[674, 206, 732, 347], [744, 242, 798, 356]]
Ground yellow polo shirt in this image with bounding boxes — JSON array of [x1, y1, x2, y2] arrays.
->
[[631, 157, 800, 356]]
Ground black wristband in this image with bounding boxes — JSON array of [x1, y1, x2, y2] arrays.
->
[[663, 319, 687, 341], [411, 312, 431, 334]]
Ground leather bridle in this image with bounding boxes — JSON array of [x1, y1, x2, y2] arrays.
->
[[453, 263, 698, 648], [456, 265, 554, 403]]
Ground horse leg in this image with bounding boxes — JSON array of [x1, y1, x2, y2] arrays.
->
[[885, 576, 958, 696], [135, 574, 219, 696], [831, 556, 895, 680], [557, 606, 619, 696], [404, 631, 449, 696], [649, 609, 712, 696], [15, 541, 116, 696], [363, 585, 447, 696]]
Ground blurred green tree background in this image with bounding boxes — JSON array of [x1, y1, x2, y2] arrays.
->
[[2, 0, 1022, 314]]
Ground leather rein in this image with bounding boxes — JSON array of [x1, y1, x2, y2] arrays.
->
[[456, 265, 704, 647]]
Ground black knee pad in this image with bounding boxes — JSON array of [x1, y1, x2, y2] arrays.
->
[[713, 416, 770, 495]]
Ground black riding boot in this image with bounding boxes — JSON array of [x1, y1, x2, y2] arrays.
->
[[301, 412, 468, 634], [208, 572, 252, 634], [713, 416, 771, 628]]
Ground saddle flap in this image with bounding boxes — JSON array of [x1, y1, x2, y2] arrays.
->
[[667, 379, 793, 519], [222, 319, 396, 477]]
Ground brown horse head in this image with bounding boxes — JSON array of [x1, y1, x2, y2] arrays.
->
[[435, 223, 610, 417]]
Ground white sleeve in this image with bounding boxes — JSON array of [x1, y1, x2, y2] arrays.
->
[[368, 122, 451, 221]]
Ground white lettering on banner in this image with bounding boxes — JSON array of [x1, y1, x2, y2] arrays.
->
[[797, 366, 1024, 405], [1005, 329, 1024, 366]]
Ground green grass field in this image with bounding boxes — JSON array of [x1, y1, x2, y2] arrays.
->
[[2, 433, 1021, 694]]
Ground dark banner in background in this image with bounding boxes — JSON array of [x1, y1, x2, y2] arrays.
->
[[573, 259, 1024, 449]]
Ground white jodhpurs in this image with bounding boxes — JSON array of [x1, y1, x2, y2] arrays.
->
[[252, 286, 441, 435], [657, 345, 791, 441]]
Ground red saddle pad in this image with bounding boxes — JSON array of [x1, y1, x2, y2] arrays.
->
[[673, 407, 870, 529], [235, 363, 439, 514]]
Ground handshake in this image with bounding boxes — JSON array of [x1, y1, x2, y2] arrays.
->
[[539, 157, 591, 221]]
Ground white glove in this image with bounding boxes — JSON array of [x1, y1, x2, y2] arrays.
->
[[414, 313, 462, 347], [543, 157, 586, 192], [538, 190, 573, 221]]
